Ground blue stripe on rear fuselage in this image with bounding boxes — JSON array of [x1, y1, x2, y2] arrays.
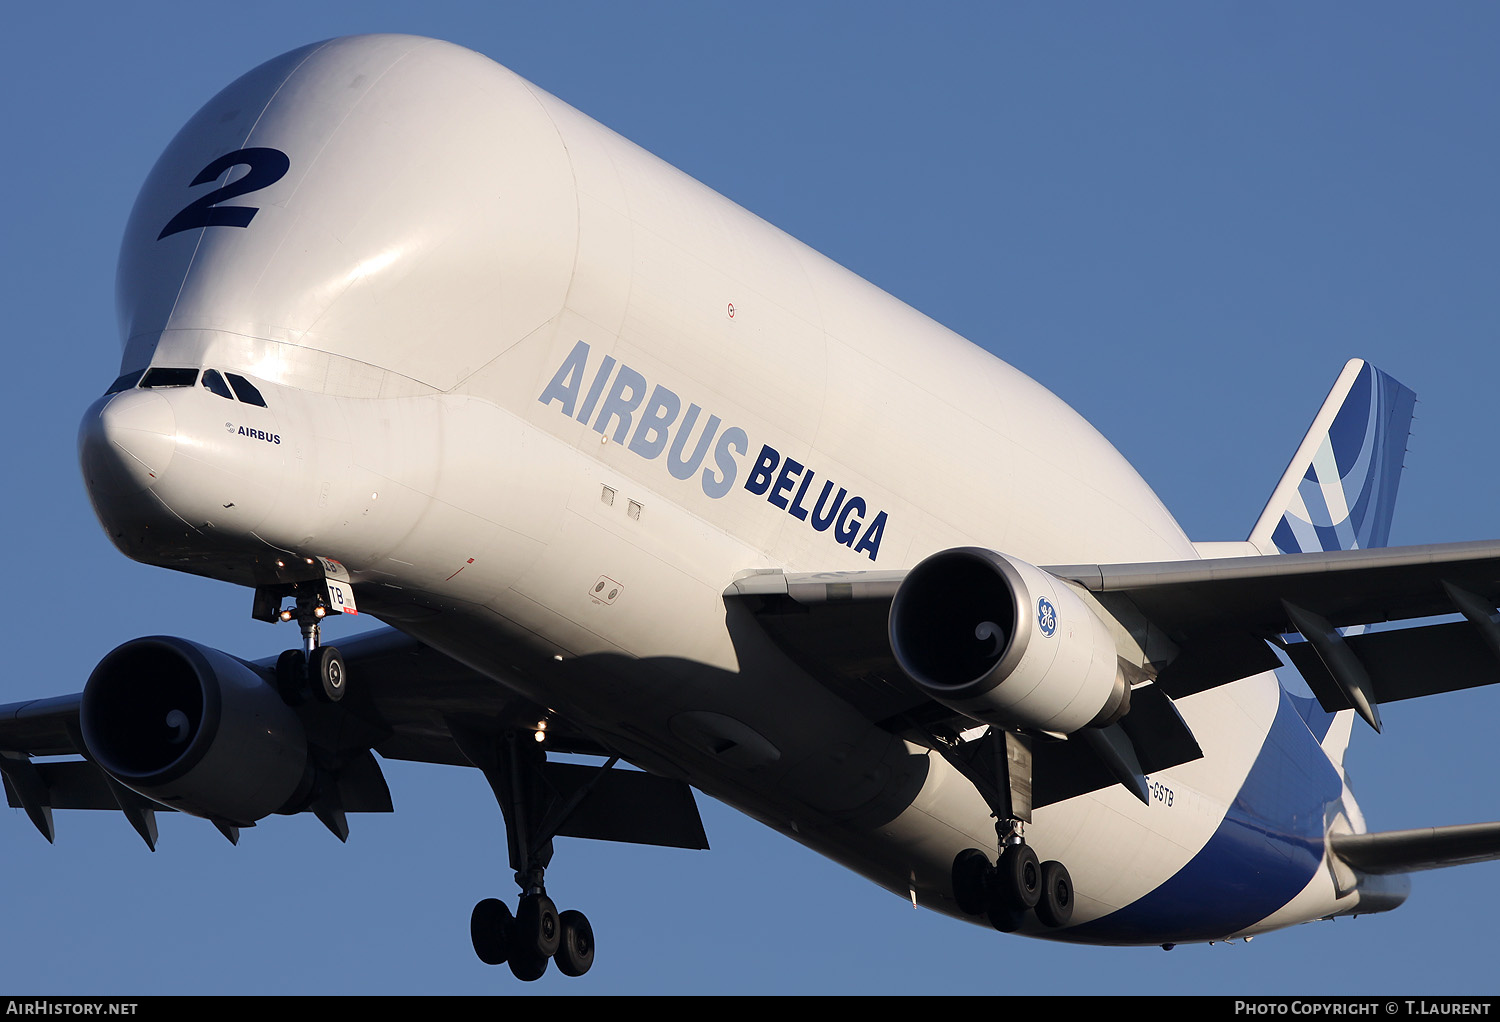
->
[[1286, 688, 1335, 743], [1066, 686, 1342, 943]]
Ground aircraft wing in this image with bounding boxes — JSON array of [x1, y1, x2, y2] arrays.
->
[[725, 538, 1500, 801], [725, 568, 1209, 809], [0, 628, 709, 852], [1048, 538, 1500, 703]]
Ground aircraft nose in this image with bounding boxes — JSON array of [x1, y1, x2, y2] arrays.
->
[[78, 389, 178, 497]]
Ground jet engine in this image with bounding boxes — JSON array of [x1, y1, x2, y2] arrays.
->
[[888, 547, 1129, 733], [81, 636, 313, 824]]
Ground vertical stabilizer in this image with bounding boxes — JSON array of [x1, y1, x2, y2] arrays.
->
[[1252, 359, 1416, 757], [1249, 359, 1416, 555]]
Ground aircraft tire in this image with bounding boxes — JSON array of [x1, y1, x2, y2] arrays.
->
[[554, 909, 595, 977], [951, 848, 992, 916], [996, 844, 1041, 911], [508, 949, 549, 982], [1035, 860, 1073, 928], [274, 649, 306, 705], [517, 893, 561, 958], [470, 898, 513, 965], [986, 900, 1025, 933], [309, 645, 346, 702]]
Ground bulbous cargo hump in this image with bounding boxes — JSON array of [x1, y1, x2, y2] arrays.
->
[[116, 34, 1190, 567], [117, 35, 579, 392]]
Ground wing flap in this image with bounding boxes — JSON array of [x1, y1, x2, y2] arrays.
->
[[1031, 683, 1203, 808], [545, 762, 709, 850], [3, 759, 116, 811], [1282, 621, 1500, 712], [0, 694, 84, 757], [725, 577, 931, 729]]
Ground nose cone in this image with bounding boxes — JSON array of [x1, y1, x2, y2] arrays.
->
[[79, 389, 178, 498]]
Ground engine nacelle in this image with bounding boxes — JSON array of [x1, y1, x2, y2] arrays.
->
[[81, 636, 312, 824], [888, 547, 1128, 733]]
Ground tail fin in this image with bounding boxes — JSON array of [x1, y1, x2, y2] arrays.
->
[[1252, 359, 1416, 756], [1249, 358, 1417, 555]]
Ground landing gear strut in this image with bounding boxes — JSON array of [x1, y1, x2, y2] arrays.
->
[[939, 729, 1075, 931], [451, 725, 603, 981], [272, 594, 345, 704]]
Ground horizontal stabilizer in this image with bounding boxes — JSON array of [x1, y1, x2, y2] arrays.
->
[[1332, 822, 1500, 875]]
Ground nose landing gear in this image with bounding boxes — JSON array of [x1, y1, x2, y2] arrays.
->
[[271, 595, 346, 704], [254, 559, 359, 704]]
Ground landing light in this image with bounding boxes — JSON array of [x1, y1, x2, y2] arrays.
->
[[278, 609, 294, 622], [533, 730, 546, 743]]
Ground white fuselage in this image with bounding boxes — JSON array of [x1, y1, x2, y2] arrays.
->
[[83, 34, 1388, 943]]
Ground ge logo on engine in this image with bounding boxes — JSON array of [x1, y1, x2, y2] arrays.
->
[[1037, 597, 1057, 637]]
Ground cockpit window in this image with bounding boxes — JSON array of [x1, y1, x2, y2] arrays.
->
[[201, 369, 234, 400], [107, 365, 270, 405], [105, 369, 145, 395], [140, 367, 199, 389], [225, 373, 267, 407]]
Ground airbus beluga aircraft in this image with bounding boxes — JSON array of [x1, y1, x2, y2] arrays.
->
[[5, 33, 1500, 983]]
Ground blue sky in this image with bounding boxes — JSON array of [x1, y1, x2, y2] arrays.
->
[[3, 2, 1500, 995]]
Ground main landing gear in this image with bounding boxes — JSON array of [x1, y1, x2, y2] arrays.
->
[[951, 824, 1074, 932], [471, 895, 596, 980], [935, 727, 1074, 932], [451, 726, 601, 982]]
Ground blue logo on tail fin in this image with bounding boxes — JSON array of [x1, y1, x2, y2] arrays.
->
[[1261, 361, 1416, 556]]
